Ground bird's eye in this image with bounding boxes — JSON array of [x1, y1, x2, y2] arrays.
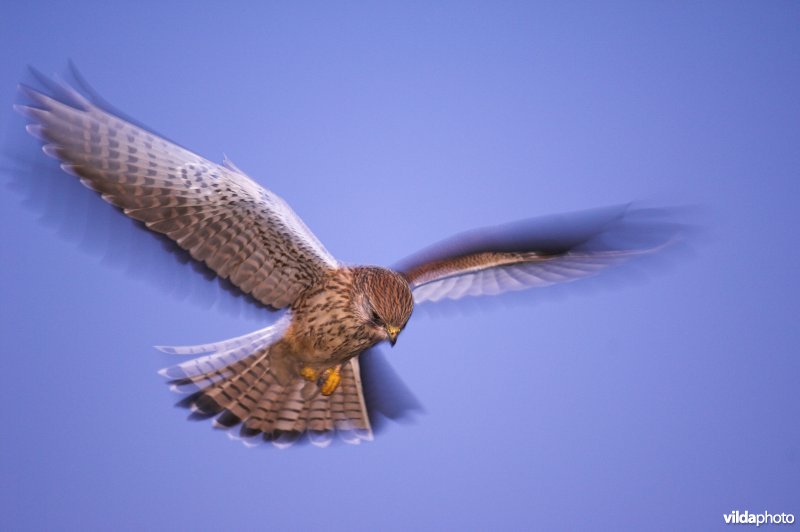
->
[[370, 310, 382, 324]]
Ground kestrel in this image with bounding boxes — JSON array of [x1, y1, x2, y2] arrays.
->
[[16, 73, 679, 447]]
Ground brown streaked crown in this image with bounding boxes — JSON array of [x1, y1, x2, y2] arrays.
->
[[353, 267, 414, 329]]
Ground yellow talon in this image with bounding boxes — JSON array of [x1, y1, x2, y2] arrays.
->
[[299, 367, 318, 381], [319, 365, 342, 396]]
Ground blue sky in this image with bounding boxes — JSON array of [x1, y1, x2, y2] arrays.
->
[[1, 2, 798, 530]]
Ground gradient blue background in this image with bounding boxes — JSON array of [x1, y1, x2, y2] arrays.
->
[[1, 2, 798, 530]]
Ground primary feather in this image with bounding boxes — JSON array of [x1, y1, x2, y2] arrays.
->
[[16, 83, 337, 309], [399, 205, 680, 304]]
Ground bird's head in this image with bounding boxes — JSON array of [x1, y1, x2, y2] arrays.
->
[[353, 267, 414, 347]]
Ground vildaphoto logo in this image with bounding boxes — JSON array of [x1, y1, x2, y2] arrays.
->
[[723, 510, 795, 526]]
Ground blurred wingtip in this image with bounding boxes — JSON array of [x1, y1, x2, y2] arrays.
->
[[395, 202, 645, 273], [404, 201, 701, 316], [24, 124, 45, 141]]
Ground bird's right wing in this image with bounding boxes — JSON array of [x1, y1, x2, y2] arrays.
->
[[16, 80, 338, 309], [398, 205, 681, 304]]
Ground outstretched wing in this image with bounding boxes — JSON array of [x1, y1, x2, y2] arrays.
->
[[16, 80, 337, 308], [398, 205, 681, 304]]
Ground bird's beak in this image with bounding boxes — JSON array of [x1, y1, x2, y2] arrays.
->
[[386, 325, 400, 347]]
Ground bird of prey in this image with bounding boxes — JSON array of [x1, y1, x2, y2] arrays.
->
[[16, 73, 680, 448]]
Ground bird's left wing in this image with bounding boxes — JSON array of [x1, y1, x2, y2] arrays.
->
[[16, 80, 338, 309], [398, 205, 680, 304]]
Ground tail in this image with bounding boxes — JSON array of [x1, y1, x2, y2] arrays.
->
[[157, 315, 373, 448]]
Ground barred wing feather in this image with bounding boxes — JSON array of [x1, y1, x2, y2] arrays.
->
[[400, 205, 679, 304], [16, 82, 338, 309]]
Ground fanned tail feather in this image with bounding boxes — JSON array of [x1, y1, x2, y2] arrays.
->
[[158, 315, 372, 448]]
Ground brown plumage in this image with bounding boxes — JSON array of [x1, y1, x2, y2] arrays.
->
[[17, 73, 682, 447]]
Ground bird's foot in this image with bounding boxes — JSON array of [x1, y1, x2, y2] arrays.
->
[[299, 366, 318, 381], [298, 364, 342, 396], [318, 365, 342, 396]]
